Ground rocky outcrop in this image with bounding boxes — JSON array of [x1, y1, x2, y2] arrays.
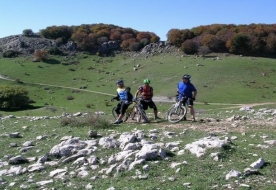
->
[[0, 34, 77, 56]]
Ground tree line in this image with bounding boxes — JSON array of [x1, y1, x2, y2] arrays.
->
[[39, 23, 160, 52], [23, 23, 276, 56], [167, 24, 276, 56]]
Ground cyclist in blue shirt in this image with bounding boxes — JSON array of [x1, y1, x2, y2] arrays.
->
[[111, 79, 133, 124], [177, 74, 197, 121]]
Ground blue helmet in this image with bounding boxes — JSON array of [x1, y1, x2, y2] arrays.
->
[[116, 79, 124, 85], [182, 74, 191, 80]]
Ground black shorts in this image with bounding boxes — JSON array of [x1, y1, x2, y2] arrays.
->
[[115, 102, 130, 115], [182, 98, 194, 106], [140, 100, 157, 111]]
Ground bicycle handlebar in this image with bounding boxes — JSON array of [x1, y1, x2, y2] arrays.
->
[[132, 97, 143, 103]]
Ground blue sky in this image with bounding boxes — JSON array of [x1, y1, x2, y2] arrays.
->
[[1, 0, 275, 41]]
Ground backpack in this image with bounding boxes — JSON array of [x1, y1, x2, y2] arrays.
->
[[125, 87, 133, 101]]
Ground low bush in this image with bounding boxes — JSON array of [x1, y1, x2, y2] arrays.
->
[[48, 47, 63, 55], [60, 113, 110, 129], [66, 95, 74, 100], [3, 50, 19, 58], [22, 29, 34, 37], [85, 113, 110, 129], [34, 49, 49, 61], [0, 85, 30, 109]]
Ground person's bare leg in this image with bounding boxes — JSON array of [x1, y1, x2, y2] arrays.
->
[[189, 106, 195, 121], [117, 114, 124, 121], [154, 110, 157, 117], [113, 113, 124, 124]]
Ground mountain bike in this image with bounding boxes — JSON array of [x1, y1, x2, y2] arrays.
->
[[167, 94, 188, 123], [112, 97, 149, 123]]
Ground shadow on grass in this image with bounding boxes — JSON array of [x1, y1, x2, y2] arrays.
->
[[43, 59, 60, 64], [0, 105, 44, 112]]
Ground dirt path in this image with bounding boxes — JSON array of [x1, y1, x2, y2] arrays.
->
[[1, 74, 275, 109], [152, 96, 276, 109], [0, 74, 114, 96]]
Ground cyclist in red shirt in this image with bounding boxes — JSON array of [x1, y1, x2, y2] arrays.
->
[[134, 79, 161, 120]]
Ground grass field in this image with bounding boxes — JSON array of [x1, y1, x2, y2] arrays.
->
[[0, 51, 276, 189], [0, 51, 275, 116]]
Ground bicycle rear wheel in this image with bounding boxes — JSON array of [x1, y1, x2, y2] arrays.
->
[[130, 107, 136, 120], [167, 104, 187, 123], [136, 106, 149, 123], [112, 107, 117, 120], [166, 104, 176, 120]]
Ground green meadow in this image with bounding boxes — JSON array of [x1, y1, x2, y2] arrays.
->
[[0, 51, 276, 189], [0, 52, 275, 116]]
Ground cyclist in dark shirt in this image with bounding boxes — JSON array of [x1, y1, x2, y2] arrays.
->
[[177, 74, 197, 121], [111, 79, 133, 124]]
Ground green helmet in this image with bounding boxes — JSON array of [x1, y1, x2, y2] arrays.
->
[[143, 79, 150, 84]]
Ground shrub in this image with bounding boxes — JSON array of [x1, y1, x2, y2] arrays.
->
[[45, 106, 57, 112], [140, 38, 150, 46], [60, 117, 81, 126], [55, 37, 66, 46], [34, 50, 49, 61], [181, 39, 198, 54], [48, 47, 63, 55], [3, 50, 18, 58], [85, 113, 110, 129], [129, 42, 142, 51], [60, 113, 110, 129], [86, 103, 94, 108], [66, 95, 74, 100], [22, 29, 34, 37], [0, 86, 30, 109], [20, 41, 26, 48], [16, 79, 24, 84]]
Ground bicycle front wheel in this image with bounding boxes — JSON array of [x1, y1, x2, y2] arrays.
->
[[167, 104, 187, 123]]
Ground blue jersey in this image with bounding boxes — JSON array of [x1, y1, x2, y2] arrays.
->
[[116, 87, 133, 102], [117, 87, 128, 101], [177, 81, 196, 98]]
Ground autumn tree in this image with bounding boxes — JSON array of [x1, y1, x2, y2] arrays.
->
[[40, 25, 72, 40], [167, 29, 194, 47], [97, 37, 108, 45], [167, 29, 184, 47], [228, 33, 250, 54], [199, 34, 224, 52], [136, 32, 152, 41], [198, 46, 211, 56], [181, 39, 198, 54], [140, 38, 150, 46], [121, 33, 134, 41], [129, 42, 142, 51], [150, 35, 160, 43], [110, 29, 122, 41], [265, 33, 276, 54], [120, 38, 136, 51], [247, 35, 266, 54]]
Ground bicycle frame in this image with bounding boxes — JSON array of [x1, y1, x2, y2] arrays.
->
[[112, 97, 149, 123]]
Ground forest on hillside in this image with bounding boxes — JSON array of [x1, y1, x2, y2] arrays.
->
[[23, 23, 276, 56]]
